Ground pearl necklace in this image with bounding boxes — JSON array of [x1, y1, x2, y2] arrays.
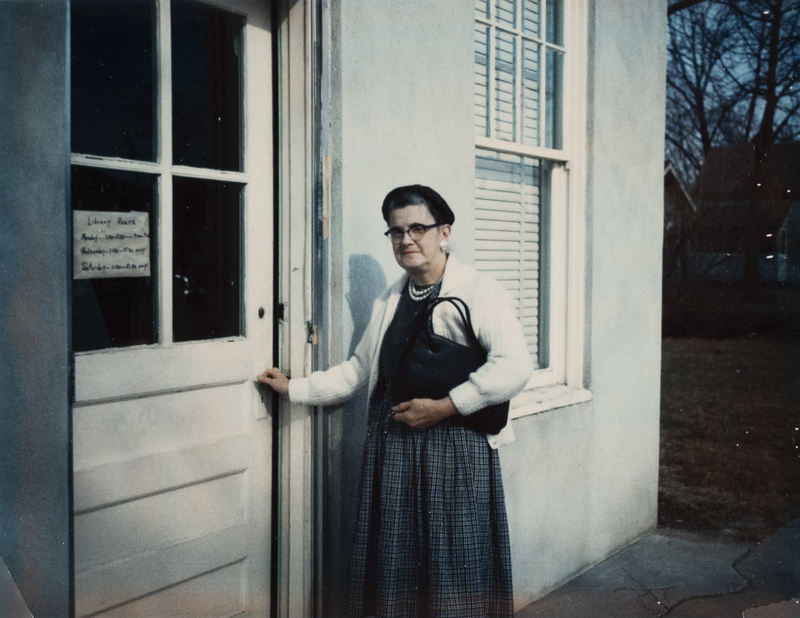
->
[[408, 277, 440, 302]]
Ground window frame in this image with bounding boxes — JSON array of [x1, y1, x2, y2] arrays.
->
[[474, 0, 589, 418]]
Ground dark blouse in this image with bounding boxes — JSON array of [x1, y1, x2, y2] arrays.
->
[[375, 280, 441, 401]]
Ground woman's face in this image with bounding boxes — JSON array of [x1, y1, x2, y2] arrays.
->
[[388, 204, 451, 282]]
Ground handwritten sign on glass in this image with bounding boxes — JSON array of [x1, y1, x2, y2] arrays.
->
[[73, 211, 151, 279]]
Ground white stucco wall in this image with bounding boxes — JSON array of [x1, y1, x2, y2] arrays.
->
[[585, 0, 666, 553], [336, 0, 476, 349], [329, 0, 666, 611]]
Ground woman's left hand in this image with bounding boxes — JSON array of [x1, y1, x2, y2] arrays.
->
[[392, 396, 458, 429]]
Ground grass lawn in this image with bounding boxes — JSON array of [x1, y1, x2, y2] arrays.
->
[[659, 335, 800, 542]]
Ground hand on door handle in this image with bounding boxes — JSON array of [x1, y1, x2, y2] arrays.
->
[[257, 367, 291, 400]]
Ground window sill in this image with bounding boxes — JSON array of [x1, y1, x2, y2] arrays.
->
[[509, 384, 592, 420]]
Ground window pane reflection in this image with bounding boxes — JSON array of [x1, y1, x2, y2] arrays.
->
[[545, 48, 563, 149], [546, 0, 564, 46], [71, 0, 155, 161], [172, 1, 244, 171], [173, 177, 242, 342], [71, 167, 157, 352]]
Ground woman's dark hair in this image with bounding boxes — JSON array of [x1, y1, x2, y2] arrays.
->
[[381, 185, 455, 226]]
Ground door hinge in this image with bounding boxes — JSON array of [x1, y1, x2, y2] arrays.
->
[[276, 302, 287, 322], [307, 320, 318, 345]]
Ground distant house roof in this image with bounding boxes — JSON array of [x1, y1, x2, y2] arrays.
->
[[664, 161, 697, 214], [694, 143, 800, 202]]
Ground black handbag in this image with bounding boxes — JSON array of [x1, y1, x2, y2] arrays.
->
[[392, 296, 510, 435]]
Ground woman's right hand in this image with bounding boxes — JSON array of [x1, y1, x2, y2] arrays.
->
[[257, 367, 291, 399]]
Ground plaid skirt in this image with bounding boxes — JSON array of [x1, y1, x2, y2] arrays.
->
[[344, 387, 514, 618]]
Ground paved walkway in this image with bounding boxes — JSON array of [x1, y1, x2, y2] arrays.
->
[[517, 519, 800, 618], [3, 523, 798, 617], [0, 558, 33, 618]]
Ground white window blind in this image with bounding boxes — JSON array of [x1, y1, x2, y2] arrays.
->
[[494, 29, 517, 141], [522, 39, 540, 146], [475, 25, 489, 136], [475, 152, 549, 367], [495, 0, 516, 27]]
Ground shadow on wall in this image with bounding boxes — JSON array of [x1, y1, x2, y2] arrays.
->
[[338, 254, 386, 589], [346, 254, 388, 356]]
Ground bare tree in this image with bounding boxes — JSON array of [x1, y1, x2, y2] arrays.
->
[[666, 0, 800, 296], [666, 1, 739, 183], [669, 0, 711, 16], [723, 0, 800, 293]]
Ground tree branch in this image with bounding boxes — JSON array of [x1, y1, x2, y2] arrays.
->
[[669, 0, 712, 16]]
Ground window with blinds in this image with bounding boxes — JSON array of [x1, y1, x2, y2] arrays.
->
[[474, 0, 564, 371], [475, 152, 550, 368]]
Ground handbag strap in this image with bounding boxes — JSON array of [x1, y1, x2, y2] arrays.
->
[[390, 295, 483, 401], [423, 296, 482, 351]]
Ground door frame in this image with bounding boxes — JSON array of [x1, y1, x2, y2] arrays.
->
[[272, 0, 324, 616]]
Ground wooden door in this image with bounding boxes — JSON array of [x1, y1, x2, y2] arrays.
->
[[70, 1, 273, 615]]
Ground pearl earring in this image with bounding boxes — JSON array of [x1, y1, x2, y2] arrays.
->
[[440, 240, 448, 251]]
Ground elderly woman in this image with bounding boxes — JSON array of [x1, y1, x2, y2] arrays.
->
[[258, 185, 533, 618]]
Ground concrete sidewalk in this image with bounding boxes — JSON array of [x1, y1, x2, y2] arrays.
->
[[0, 558, 33, 618], [517, 519, 800, 618]]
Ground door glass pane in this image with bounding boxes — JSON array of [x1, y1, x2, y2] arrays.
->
[[172, 1, 244, 172], [71, 167, 157, 352], [71, 0, 155, 161], [173, 177, 242, 342]]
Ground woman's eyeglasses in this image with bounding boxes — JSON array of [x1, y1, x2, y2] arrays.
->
[[384, 223, 442, 244]]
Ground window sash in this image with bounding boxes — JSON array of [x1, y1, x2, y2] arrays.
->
[[474, 0, 586, 398], [475, 0, 565, 151]]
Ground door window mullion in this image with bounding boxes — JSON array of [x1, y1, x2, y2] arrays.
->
[[157, 0, 174, 346]]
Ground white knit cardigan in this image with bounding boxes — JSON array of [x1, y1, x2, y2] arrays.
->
[[288, 256, 534, 448]]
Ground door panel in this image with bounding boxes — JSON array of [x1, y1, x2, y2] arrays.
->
[[75, 472, 246, 570], [71, 1, 273, 616], [74, 341, 253, 402], [96, 561, 247, 618], [73, 383, 246, 468], [75, 526, 250, 617]]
